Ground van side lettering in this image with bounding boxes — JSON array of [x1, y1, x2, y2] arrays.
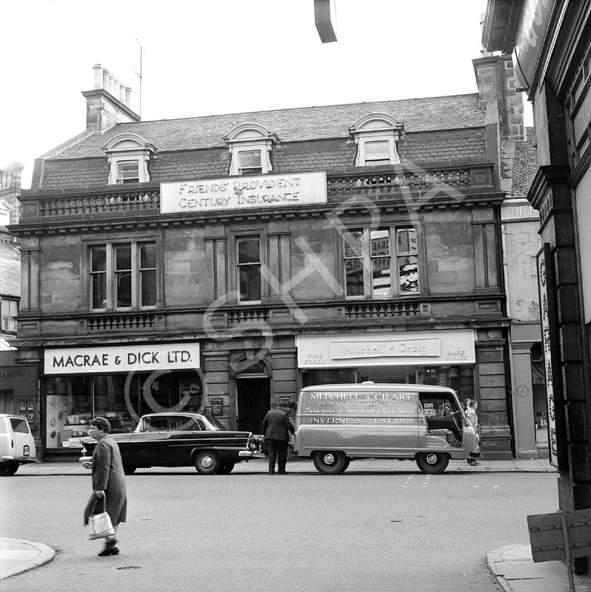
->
[[374, 418, 413, 425], [310, 417, 362, 425]]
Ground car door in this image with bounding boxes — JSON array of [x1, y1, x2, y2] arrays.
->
[[166, 416, 202, 465], [128, 415, 170, 467]]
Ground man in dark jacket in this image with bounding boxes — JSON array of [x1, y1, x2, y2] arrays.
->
[[262, 403, 295, 475]]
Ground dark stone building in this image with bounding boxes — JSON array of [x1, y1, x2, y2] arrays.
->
[[484, 0, 591, 574], [10, 60, 526, 460]]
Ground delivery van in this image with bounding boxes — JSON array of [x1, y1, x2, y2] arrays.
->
[[293, 383, 480, 474]]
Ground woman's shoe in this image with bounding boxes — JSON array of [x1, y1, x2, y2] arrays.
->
[[98, 546, 119, 556], [98, 539, 119, 556]]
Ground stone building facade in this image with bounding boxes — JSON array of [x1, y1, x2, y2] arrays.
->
[[484, 0, 591, 574], [9, 60, 528, 459]]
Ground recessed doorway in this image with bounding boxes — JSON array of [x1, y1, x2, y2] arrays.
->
[[236, 377, 269, 434]]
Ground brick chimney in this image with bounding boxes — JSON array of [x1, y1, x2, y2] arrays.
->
[[82, 64, 140, 132]]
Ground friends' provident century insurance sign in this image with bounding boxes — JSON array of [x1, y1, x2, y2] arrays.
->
[[160, 172, 327, 214]]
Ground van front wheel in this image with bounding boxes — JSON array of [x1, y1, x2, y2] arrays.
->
[[416, 452, 449, 474], [313, 451, 346, 475]]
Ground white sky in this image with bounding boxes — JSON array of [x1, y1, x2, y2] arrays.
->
[[2, 0, 521, 189]]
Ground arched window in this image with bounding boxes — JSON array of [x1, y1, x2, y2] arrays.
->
[[102, 133, 156, 185], [223, 123, 279, 176], [349, 113, 404, 167]]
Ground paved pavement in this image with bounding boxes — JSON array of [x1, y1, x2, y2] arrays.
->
[[2, 457, 591, 591]]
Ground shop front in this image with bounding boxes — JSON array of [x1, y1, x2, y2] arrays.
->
[[296, 330, 477, 400], [42, 342, 202, 451]]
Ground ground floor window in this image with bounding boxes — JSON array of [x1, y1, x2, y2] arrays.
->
[[301, 365, 474, 401], [45, 371, 202, 449]]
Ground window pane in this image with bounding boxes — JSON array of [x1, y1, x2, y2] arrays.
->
[[91, 246, 106, 272], [370, 229, 391, 296], [238, 239, 260, 264], [397, 228, 417, 254], [240, 151, 261, 168], [239, 266, 261, 301], [116, 273, 132, 307], [115, 245, 131, 271], [92, 275, 106, 308], [372, 257, 392, 296], [370, 229, 389, 257], [345, 258, 364, 297], [365, 141, 389, 157], [141, 270, 157, 306], [399, 256, 419, 294], [344, 231, 363, 259], [117, 160, 139, 183], [140, 243, 156, 269]]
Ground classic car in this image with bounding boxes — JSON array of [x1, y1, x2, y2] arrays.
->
[[0, 414, 38, 476], [80, 412, 263, 475]]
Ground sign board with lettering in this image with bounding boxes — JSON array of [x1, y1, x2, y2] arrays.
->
[[513, 0, 553, 95], [44, 343, 200, 375], [160, 172, 327, 215], [537, 244, 560, 467], [297, 330, 475, 368], [210, 397, 224, 417]]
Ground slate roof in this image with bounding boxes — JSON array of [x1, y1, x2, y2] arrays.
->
[[52, 93, 485, 160], [510, 127, 537, 197]]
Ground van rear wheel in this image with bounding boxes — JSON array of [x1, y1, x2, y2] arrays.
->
[[416, 452, 449, 474], [313, 451, 347, 475]]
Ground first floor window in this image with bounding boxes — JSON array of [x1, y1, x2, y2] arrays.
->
[[344, 226, 419, 298], [237, 237, 262, 302], [1, 298, 18, 332], [90, 241, 157, 310]]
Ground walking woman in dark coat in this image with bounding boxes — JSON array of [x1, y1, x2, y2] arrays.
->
[[84, 417, 127, 556]]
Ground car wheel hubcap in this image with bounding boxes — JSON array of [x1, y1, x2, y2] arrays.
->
[[201, 456, 213, 468], [323, 454, 335, 465], [426, 454, 438, 465]]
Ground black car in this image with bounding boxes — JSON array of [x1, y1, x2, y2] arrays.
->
[[80, 412, 263, 475]]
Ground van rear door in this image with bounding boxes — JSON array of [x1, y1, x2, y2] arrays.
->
[[10, 417, 35, 460]]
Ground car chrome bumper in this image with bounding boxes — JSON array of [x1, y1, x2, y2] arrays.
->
[[1, 456, 38, 463], [238, 451, 253, 457], [79, 456, 92, 465]]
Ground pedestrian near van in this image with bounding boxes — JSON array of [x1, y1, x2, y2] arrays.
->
[[465, 401, 480, 466], [466, 400, 479, 430], [83, 417, 128, 556], [262, 403, 295, 475]]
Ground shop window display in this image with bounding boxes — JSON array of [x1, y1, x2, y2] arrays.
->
[[45, 372, 202, 449]]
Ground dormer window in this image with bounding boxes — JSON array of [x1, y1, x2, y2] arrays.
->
[[103, 133, 156, 185], [349, 113, 404, 167], [223, 123, 279, 176]]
